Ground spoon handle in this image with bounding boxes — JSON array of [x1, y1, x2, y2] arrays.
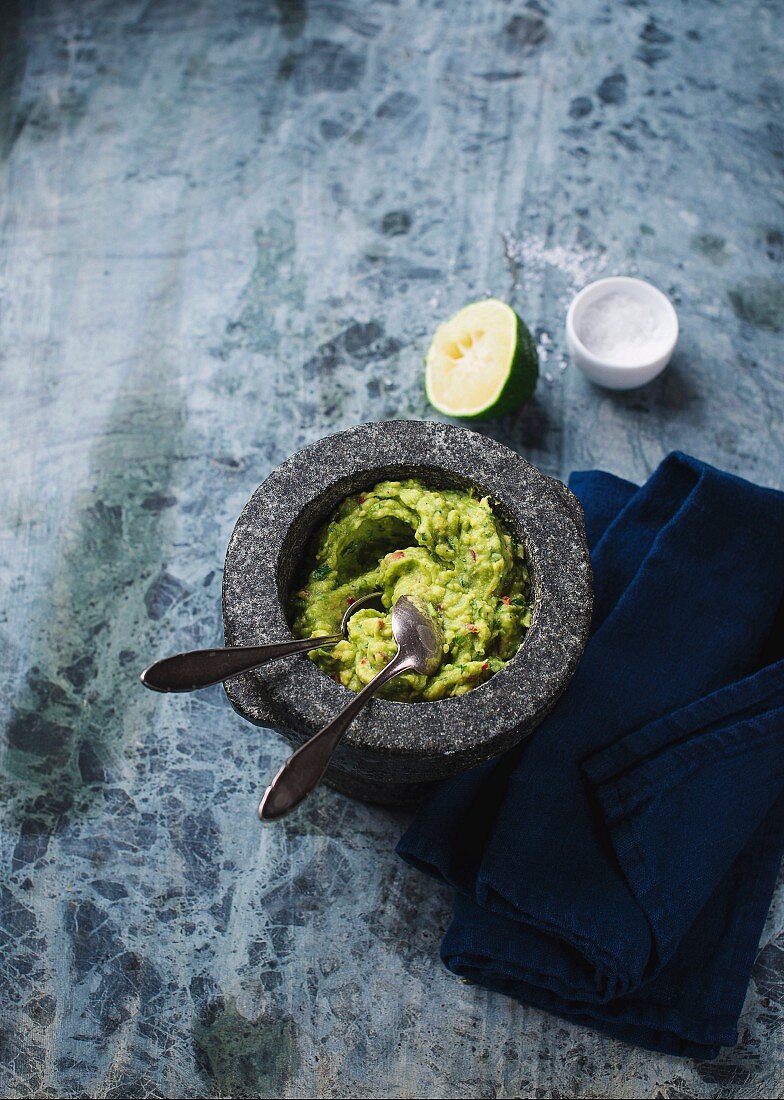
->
[[140, 635, 342, 693], [259, 652, 410, 821]]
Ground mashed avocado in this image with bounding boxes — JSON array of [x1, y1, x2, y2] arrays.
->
[[290, 479, 531, 701]]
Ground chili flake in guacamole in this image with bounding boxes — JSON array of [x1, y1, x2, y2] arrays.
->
[[290, 479, 531, 701]]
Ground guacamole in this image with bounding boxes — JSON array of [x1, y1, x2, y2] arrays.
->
[[290, 479, 531, 701]]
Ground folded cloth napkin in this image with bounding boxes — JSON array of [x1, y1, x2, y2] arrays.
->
[[398, 452, 784, 1059]]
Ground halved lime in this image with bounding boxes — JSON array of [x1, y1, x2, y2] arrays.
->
[[425, 299, 538, 419]]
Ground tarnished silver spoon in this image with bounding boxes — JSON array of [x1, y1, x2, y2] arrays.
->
[[259, 594, 443, 821], [140, 590, 382, 693]]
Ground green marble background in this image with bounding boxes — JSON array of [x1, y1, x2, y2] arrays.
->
[[1, 1, 782, 1097]]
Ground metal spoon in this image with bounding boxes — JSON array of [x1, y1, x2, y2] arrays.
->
[[259, 594, 443, 821], [140, 591, 383, 693]]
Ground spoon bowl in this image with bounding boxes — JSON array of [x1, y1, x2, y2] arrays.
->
[[389, 594, 443, 677]]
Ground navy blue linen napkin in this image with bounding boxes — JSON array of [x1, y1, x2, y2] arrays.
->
[[397, 453, 784, 1058]]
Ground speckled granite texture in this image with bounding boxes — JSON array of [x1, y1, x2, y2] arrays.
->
[[1, 1, 783, 1097], [222, 420, 592, 802]]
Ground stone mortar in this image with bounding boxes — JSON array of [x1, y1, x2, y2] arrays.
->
[[223, 420, 593, 804]]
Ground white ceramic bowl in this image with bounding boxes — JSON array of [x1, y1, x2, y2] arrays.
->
[[566, 276, 679, 390]]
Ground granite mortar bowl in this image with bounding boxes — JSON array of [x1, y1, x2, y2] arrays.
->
[[222, 420, 593, 805]]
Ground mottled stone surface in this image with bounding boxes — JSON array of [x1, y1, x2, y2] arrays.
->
[[223, 420, 592, 802], [1, 1, 783, 1097]]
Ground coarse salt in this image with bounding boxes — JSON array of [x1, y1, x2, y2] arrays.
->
[[577, 291, 661, 365]]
